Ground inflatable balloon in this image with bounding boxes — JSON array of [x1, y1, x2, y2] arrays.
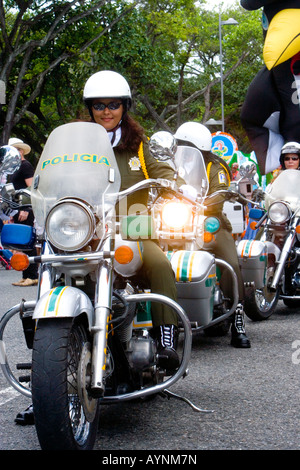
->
[[240, 0, 300, 175], [211, 132, 238, 163]]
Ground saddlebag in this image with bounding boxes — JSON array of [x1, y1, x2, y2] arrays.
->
[[237, 240, 267, 289], [166, 250, 216, 326]]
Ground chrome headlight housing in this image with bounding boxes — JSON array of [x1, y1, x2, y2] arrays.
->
[[45, 199, 96, 251], [268, 201, 291, 224]]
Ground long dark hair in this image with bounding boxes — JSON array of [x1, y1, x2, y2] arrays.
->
[[118, 114, 146, 152], [83, 101, 145, 153]]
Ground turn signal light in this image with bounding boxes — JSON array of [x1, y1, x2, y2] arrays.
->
[[10, 252, 30, 271], [250, 221, 257, 230], [114, 245, 134, 264], [296, 225, 300, 234], [203, 232, 213, 243]]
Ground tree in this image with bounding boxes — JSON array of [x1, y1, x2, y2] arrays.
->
[[139, 2, 264, 138], [0, 0, 138, 149], [0, 0, 264, 158]]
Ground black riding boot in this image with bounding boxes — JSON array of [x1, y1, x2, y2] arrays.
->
[[231, 304, 251, 348], [15, 404, 34, 425], [157, 324, 179, 373]]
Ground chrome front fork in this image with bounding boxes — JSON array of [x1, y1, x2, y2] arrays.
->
[[91, 259, 113, 395], [270, 225, 297, 290]]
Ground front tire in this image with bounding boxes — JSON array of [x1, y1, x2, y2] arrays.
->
[[32, 318, 99, 450], [244, 264, 279, 321]]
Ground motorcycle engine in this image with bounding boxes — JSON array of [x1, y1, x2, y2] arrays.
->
[[126, 334, 156, 371]]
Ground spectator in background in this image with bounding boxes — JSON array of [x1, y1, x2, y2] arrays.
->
[[231, 162, 240, 181], [8, 138, 38, 286]]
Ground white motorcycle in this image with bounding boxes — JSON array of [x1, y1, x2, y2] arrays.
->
[[0, 123, 241, 449], [0, 123, 196, 450], [0, 124, 241, 450], [148, 131, 240, 337], [238, 169, 300, 320]]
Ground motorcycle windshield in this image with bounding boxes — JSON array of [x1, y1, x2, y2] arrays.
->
[[175, 146, 209, 198], [31, 122, 121, 227], [265, 169, 300, 213]]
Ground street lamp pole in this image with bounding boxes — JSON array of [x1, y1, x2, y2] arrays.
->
[[218, 10, 238, 132], [0, 80, 5, 146], [219, 12, 225, 132]]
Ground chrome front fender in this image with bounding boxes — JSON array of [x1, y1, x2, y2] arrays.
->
[[32, 286, 94, 330], [264, 241, 281, 262]]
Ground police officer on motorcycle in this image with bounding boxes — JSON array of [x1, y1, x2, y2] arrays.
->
[[14, 71, 186, 425], [83, 70, 188, 372], [279, 142, 300, 170], [174, 122, 251, 348]]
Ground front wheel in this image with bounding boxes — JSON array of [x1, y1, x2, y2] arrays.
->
[[244, 265, 279, 321], [32, 318, 99, 450]]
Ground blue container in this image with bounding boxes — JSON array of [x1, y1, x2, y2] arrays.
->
[[1, 224, 36, 250]]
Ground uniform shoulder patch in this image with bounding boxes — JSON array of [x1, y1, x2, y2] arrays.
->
[[218, 170, 227, 184]]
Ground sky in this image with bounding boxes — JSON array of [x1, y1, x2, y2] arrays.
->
[[203, 0, 241, 11]]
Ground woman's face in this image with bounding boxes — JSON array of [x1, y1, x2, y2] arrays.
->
[[283, 153, 300, 170], [15, 148, 25, 160], [91, 98, 123, 131]]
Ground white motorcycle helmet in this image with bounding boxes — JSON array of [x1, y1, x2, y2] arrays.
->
[[83, 70, 132, 112], [174, 122, 212, 151], [280, 141, 300, 169]]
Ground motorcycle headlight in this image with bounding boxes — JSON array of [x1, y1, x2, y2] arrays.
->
[[45, 199, 96, 251], [268, 201, 291, 224], [161, 201, 192, 230]]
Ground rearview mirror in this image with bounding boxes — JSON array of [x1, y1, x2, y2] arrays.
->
[[149, 131, 177, 162], [0, 145, 21, 174]]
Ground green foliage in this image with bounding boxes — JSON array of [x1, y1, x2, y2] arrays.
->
[[0, 0, 265, 157]]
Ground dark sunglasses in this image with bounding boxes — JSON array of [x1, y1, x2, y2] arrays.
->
[[284, 156, 299, 161], [92, 101, 122, 111]]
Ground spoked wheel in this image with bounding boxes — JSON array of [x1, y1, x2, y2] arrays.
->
[[32, 318, 99, 450], [244, 265, 279, 321]]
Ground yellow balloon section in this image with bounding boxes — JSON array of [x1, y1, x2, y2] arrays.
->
[[263, 9, 300, 69]]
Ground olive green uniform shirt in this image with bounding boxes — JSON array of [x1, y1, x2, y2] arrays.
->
[[204, 153, 244, 300], [205, 153, 232, 231], [114, 138, 184, 213], [114, 138, 183, 327]]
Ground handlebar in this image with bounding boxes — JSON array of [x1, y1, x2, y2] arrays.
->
[[205, 189, 260, 207], [1, 185, 33, 215], [110, 178, 203, 207]]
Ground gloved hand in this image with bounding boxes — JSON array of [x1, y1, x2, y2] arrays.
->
[[179, 184, 198, 201], [252, 188, 265, 202]]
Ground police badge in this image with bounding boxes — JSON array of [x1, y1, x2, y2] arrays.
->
[[128, 156, 141, 171]]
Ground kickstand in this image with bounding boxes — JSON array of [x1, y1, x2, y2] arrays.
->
[[160, 389, 214, 413]]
